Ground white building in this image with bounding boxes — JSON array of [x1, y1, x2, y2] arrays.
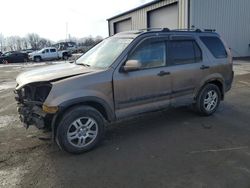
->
[[107, 0, 250, 57]]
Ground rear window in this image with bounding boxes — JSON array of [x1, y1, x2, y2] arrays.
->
[[200, 36, 227, 58], [50, 49, 56, 52], [168, 40, 202, 65]]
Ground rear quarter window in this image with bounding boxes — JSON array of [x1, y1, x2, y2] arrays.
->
[[200, 36, 227, 58]]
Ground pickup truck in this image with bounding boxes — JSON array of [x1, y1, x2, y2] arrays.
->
[[28, 47, 71, 62]]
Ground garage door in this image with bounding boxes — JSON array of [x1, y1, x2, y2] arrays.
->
[[148, 4, 178, 29], [114, 18, 132, 34]]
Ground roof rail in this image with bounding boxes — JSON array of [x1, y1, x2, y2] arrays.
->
[[138, 28, 169, 32], [204, 29, 216, 32], [171, 28, 202, 32], [138, 28, 216, 33]]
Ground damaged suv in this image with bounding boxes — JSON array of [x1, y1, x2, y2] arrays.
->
[[15, 29, 234, 153]]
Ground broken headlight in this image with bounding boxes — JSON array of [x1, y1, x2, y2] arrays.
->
[[18, 82, 52, 103]]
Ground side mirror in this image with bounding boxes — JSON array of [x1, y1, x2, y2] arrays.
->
[[122, 60, 141, 72]]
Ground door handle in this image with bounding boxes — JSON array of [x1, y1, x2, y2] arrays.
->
[[157, 71, 170, 76], [200, 65, 210, 70]]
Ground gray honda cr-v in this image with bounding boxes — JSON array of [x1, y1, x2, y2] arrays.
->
[[15, 28, 234, 153]]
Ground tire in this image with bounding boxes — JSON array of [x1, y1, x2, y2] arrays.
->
[[23, 58, 28, 63], [34, 56, 41, 62], [62, 54, 68, 60], [56, 106, 105, 154], [195, 84, 221, 116]]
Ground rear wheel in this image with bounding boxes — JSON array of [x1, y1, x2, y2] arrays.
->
[[62, 54, 68, 60], [195, 84, 221, 116], [56, 106, 105, 154]]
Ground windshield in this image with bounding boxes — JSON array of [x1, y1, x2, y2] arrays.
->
[[76, 37, 133, 68]]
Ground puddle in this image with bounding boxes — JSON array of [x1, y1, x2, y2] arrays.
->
[[233, 63, 250, 76], [0, 115, 18, 129]]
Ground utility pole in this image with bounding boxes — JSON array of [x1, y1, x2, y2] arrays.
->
[[66, 22, 68, 42]]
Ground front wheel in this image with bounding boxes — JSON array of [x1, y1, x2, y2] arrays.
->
[[34, 56, 41, 62], [195, 84, 221, 116], [56, 106, 105, 154]]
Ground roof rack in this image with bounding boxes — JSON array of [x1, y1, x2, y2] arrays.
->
[[138, 28, 215, 33]]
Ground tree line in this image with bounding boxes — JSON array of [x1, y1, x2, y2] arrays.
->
[[0, 33, 52, 52], [0, 33, 103, 52]]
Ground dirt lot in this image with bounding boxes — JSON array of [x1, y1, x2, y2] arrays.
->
[[1, 60, 250, 188]]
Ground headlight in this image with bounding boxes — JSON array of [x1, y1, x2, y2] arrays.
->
[[18, 82, 52, 103], [34, 84, 52, 102], [21, 88, 25, 97]]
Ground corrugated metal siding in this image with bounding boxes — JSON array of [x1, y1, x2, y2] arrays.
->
[[178, 0, 188, 28], [190, 0, 250, 57], [108, 0, 181, 35]]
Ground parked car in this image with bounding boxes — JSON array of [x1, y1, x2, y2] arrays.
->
[[15, 29, 234, 154], [52, 42, 78, 53], [20, 49, 37, 54], [28, 47, 71, 62], [0, 51, 29, 64]]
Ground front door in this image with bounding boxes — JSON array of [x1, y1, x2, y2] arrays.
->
[[113, 37, 171, 119]]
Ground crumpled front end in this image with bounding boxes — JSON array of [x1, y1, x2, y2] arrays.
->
[[15, 82, 52, 129]]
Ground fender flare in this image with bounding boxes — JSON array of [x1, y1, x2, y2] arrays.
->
[[194, 78, 225, 100]]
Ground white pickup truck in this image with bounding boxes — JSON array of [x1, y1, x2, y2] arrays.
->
[[28, 47, 71, 62]]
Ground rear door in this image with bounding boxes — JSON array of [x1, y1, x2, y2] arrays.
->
[[42, 49, 50, 60], [200, 36, 232, 89], [167, 36, 204, 106], [113, 37, 172, 118], [49, 48, 58, 59], [9, 52, 19, 63]]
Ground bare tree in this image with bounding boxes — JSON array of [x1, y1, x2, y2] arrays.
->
[[27, 33, 40, 49], [0, 33, 5, 52]]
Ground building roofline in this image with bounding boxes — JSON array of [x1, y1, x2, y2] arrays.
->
[[107, 0, 163, 21]]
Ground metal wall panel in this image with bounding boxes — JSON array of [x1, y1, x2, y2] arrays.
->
[[148, 4, 178, 29], [190, 0, 250, 57]]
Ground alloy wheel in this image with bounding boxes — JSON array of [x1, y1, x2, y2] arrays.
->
[[67, 117, 98, 148]]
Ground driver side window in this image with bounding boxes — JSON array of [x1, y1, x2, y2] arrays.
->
[[128, 39, 166, 69]]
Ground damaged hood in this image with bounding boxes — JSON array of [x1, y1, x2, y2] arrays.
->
[[16, 63, 95, 89]]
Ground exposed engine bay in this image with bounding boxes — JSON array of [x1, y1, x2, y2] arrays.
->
[[15, 82, 52, 129]]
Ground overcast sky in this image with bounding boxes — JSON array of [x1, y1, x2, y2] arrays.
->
[[0, 0, 152, 41]]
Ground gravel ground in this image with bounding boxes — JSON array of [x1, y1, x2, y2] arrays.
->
[[0, 60, 250, 188]]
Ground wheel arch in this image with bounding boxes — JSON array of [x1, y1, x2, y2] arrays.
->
[[195, 78, 225, 101], [34, 55, 42, 60], [51, 97, 115, 140]]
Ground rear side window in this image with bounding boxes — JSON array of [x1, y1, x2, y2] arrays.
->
[[200, 36, 227, 58], [168, 40, 202, 65], [50, 49, 56, 52]]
